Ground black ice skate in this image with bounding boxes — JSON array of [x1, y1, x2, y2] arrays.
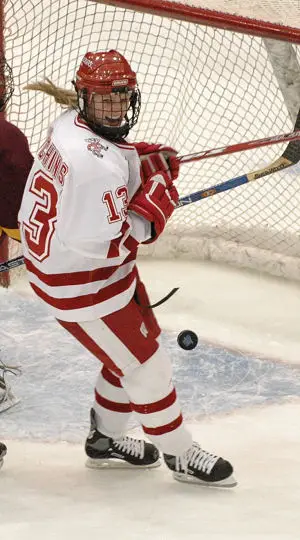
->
[[85, 409, 160, 469], [164, 442, 236, 487], [0, 442, 7, 469]]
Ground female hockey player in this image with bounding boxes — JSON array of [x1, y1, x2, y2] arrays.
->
[[19, 50, 236, 487]]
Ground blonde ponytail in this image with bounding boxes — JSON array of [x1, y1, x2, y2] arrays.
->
[[24, 78, 77, 108]]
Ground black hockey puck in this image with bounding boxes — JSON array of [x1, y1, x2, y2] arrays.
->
[[177, 330, 198, 350]]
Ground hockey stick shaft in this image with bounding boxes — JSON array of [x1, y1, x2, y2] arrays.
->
[[177, 156, 292, 206], [178, 129, 300, 165], [1, 153, 299, 270], [0, 255, 24, 273], [178, 108, 300, 206]]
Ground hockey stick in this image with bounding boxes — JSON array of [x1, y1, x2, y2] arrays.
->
[[178, 109, 300, 207], [2, 113, 300, 271], [0, 254, 24, 273], [0, 251, 179, 306], [178, 128, 300, 165]]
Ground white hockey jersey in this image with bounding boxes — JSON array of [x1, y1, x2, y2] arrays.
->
[[18, 109, 151, 322]]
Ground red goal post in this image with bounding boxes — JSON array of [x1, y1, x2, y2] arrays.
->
[[0, 0, 9, 287], [1, 0, 300, 284]]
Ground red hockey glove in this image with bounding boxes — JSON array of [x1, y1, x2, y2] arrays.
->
[[128, 170, 179, 242], [133, 142, 179, 183]]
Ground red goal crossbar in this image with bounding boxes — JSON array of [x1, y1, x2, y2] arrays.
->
[[95, 0, 300, 43]]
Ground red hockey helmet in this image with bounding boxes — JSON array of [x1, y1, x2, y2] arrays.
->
[[74, 50, 141, 141], [75, 50, 137, 94]]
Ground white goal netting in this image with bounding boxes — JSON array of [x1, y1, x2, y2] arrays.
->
[[3, 0, 300, 279]]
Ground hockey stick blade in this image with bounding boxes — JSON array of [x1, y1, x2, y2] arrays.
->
[[0, 255, 24, 274], [178, 129, 300, 165], [178, 108, 300, 207]]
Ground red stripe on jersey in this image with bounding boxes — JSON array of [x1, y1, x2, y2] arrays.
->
[[130, 388, 177, 414], [57, 319, 123, 376], [74, 114, 94, 134], [24, 251, 136, 287], [101, 366, 123, 388], [30, 267, 137, 310], [95, 389, 132, 413], [107, 221, 132, 258], [124, 235, 140, 253], [142, 414, 183, 436]]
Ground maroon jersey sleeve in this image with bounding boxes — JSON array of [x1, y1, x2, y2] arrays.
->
[[0, 119, 34, 229]]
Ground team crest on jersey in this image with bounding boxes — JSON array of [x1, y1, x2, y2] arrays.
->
[[85, 138, 108, 158]]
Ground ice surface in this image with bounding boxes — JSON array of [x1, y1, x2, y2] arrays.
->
[[0, 259, 300, 539]]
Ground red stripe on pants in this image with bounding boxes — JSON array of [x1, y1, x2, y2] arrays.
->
[[95, 389, 132, 413], [101, 366, 123, 388], [102, 297, 158, 363], [57, 319, 123, 376], [130, 388, 177, 414], [142, 414, 183, 436]]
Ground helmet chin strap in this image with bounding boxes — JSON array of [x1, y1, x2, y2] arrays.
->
[[87, 118, 130, 141]]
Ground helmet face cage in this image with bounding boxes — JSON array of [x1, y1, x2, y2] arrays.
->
[[0, 57, 14, 112], [76, 85, 141, 142]]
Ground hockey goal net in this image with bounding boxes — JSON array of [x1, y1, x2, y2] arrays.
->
[[1, 0, 300, 284]]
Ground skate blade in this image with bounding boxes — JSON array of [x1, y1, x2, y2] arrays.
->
[[173, 471, 237, 488], [85, 457, 161, 470]]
